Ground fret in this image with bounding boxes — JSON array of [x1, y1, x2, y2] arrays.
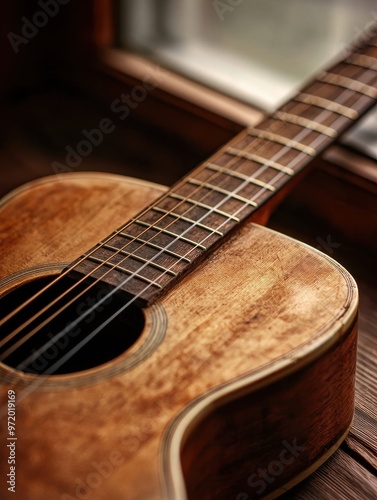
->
[[118, 232, 192, 263], [152, 206, 224, 236], [274, 111, 337, 138], [86, 255, 163, 289], [186, 178, 258, 208], [206, 162, 276, 191], [247, 127, 316, 156], [102, 243, 177, 276], [168, 193, 240, 222], [348, 53, 377, 72], [294, 93, 359, 119], [317, 71, 377, 99], [133, 219, 207, 250], [227, 147, 294, 175]]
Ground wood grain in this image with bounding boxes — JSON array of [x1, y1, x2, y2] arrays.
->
[[284, 449, 377, 500]]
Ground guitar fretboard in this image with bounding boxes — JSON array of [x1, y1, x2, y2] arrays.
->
[[67, 35, 377, 305]]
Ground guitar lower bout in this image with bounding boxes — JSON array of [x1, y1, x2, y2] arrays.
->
[[163, 314, 357, 499]]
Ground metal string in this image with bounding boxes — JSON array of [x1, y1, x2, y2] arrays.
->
[[1, 62, 376, 371]]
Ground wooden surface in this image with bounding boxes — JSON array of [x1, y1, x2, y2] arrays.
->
[[0, 174, 359, 499]]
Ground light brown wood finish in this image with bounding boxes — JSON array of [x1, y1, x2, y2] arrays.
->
[[0, 174, 357, 499]]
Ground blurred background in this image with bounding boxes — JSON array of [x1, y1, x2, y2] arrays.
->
[[0, 0, 377, 199], [121, 0, 376, 109]]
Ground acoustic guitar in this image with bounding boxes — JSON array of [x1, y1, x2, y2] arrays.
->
[[1, 32, 377, 500]]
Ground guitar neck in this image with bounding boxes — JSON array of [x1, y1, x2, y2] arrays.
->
[[67, 35, 377, 305]]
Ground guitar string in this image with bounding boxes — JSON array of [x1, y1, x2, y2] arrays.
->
[[9, 105, 374, 371], [0, 68, 356, 354], [5, 34, 371, 344], [1, 62, 376, 368], [0, 119, 263, 332], [1, 62, 374, 364], [10, 84, 374, 374], [12, 95, 353, 372], [0, 44, 362, 334], [1, 59, 375, 363], [0, 61, 348, 339], [0, 36, 374, 332], [0, 56, 368, 341], [0, 102, 293, 332], [0, 113, 296, 357], [0, 124, 288, 352], [0, 110, 292, 344], [14, 68, 375, 375]]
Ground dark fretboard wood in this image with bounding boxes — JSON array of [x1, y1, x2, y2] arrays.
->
[[67, 34, 377, 305]]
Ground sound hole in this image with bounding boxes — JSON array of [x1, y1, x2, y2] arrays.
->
[[0, 276, 145, 375]]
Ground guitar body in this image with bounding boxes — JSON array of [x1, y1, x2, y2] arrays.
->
[[0, 173, 358, 499]]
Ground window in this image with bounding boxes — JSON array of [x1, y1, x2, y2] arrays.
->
[[119, 0, 377, 112]]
